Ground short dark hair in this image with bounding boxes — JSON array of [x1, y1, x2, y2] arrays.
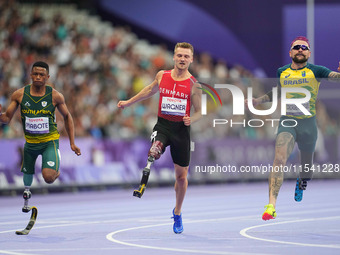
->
[[32, 61, 49, 74], [174, 42, 194, 55]]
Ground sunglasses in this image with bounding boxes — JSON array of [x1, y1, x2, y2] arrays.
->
[[291, 45, 310, 51]]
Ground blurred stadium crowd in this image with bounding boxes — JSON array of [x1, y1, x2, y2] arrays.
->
[[0, 0, 338, 142]]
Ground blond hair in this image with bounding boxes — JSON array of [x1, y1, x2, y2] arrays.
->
[[174, 42, 194, 55]]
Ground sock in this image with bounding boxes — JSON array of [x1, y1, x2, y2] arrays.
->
[[23, 174, 33, 187]]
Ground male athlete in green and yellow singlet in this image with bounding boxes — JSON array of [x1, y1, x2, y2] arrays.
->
[[247, 36, 340, 220], [0, 61, 81, 211]]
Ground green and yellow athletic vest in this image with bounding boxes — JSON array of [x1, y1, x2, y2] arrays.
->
[[20, 85, 60, 143], [277, 63, 331, 119]]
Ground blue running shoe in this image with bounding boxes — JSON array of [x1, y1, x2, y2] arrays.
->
[[294, 178, 307, 202], [172, 208, 183, 234]]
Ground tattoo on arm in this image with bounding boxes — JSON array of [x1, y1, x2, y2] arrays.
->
[[328, 71, 340, 81]]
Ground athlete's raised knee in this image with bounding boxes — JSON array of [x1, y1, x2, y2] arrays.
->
[[148, 140, 164, 160], [42, 169, 59, 184], [43, 175, 56, 184]]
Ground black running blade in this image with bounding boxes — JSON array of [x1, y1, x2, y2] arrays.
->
[[16, 206, 38, 235], [133, 184, 145, 198]]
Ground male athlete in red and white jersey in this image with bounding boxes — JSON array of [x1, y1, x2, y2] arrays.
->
[[117, 42, 202, 234], [158, 69, 194, 121]]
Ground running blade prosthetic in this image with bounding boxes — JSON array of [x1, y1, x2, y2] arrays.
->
[[133, 167, 150, 198], [16, 206, 38, 235]]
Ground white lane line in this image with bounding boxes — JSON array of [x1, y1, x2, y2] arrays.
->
[[1, 247, 137, 253], [0, 250, 36, 255], [106, 217, 270, 255], [1, 208, 340, 255], [240, 215, 340, 249]]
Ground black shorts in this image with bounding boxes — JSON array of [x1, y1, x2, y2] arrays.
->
[[151, 117, 190, 167]]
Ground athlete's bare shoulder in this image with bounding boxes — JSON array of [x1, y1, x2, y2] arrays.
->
[[11, 87, 25, 103], [51, 87, 65, 105], [156, 70, 165, 78], [155, 70, 165, 84]]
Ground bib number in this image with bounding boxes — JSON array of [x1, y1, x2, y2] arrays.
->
[[25, 117, 49, 134], [286, 102, 310, 116], [161, 97, 187, 116]]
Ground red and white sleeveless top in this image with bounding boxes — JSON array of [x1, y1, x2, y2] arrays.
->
[[158, 70, 197, 122]]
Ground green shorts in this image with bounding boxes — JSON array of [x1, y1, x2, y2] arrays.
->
[[21, 140, 60, 175], [277, 116, 317, 153]]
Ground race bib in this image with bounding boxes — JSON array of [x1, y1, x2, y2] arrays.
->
[[286, 102, 310, 116], [161, 97, 187, 116], [25, 117, 49, 134]]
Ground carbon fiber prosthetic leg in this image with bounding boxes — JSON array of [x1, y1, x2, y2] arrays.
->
[[133, 141, 163, 198]]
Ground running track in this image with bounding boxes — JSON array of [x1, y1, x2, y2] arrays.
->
[[1, 180, 339, 255]]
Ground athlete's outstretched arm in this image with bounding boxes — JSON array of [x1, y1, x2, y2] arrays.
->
[[117, 71, 163, 109], [328, 62, 340, 81], [0, 89, 22, 124], [54, 90, 81, 156], [183, 82, 202, 126], [245, 82, 282, 109], [245, 89, 275, 108]]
